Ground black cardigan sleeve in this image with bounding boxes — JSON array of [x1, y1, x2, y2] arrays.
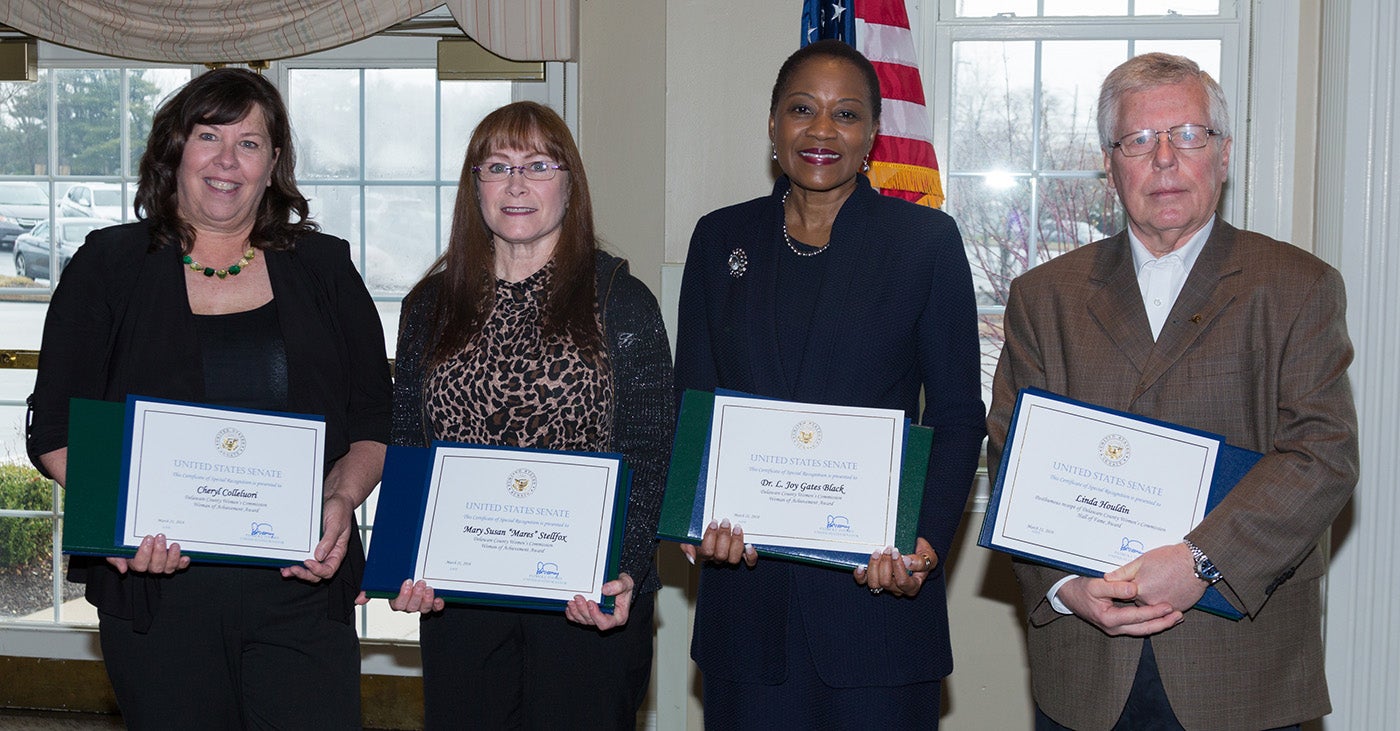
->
[[26, 225, 140, 477], [601, 261, 675, 593], [390, 277, 438, 448]]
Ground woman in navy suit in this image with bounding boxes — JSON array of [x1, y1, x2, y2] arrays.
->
[[673, 40, 986, 728]]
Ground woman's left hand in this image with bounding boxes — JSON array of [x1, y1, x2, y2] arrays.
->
[[853, 537, 939, 598], [281, 440, 386, 583], [564, 572, 635, 630], [281, 493, 355, 582]]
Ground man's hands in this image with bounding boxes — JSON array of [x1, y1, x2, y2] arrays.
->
[[1055, 542, 1211, 636]]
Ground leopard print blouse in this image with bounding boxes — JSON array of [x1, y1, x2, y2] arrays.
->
[[424, 264, 614, 451]]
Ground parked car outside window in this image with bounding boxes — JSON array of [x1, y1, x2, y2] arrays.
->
[[0, 182, 51, 251], [59, 182, 129, 222], [13, 216, 116, 281]]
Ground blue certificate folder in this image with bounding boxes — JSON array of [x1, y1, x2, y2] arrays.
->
[[657, 389, 932, 571], [362, 443, 632, 613], [63, 397, 323, 568], [978, 388, 1261, 621]]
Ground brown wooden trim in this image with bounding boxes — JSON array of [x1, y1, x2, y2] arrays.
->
[[0, 656, 424, 729]]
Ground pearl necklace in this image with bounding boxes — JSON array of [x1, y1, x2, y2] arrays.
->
[[781, 188, 829, 257], [183, 248, 257, 279]]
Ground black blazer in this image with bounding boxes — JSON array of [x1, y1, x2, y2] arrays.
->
[[28, 220, 392, 627], [674, 176, 986, 686]]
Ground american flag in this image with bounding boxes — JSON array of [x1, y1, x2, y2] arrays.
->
[[801, 0, 944, 208]]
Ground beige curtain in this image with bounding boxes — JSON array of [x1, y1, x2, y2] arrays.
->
[[1, 0, 576, 63]]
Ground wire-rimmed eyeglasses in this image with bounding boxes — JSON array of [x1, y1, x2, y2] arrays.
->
[[471, 161, 569, 182], [1110, 124, 1222, 157]]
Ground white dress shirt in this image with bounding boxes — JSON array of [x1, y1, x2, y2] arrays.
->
[[1045, 217, 1215, 614]]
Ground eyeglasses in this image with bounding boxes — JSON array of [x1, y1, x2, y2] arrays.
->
[[1111, 124, 1222, 157], [471, 161, 569, 182]]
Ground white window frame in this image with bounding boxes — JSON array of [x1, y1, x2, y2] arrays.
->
[[926, 3, 1249, 227], [911, 1, 1305, 494], [920, 5, 1249, 378]]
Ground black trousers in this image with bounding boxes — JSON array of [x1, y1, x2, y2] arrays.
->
[[419, 592, 655, 730], [701, 586, 941, 730], [98, 564, 361, 730]]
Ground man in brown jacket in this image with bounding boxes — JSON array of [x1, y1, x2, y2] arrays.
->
[[987, 52, 1359, 731]]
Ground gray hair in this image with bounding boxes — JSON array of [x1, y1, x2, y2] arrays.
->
[[1097, 52, 1231, 150]]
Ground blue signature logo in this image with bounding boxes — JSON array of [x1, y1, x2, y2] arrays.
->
[[825, 515, 851, 530], [1119, 537, 1144, 554], [250, 522, 276, 538], [535, 561, 561, 578]]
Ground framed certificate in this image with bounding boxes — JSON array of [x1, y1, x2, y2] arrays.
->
[[119, 398, 325, 563], [62, 397, 326, 567], [978, 388, 1261, 619], [658, 389, 931, 569], [363, 443, 631, 612]]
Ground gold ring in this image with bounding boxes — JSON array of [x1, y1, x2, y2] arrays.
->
[[919, 553, 934, 572]]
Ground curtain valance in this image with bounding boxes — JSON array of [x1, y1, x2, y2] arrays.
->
[[1, 0, 575, 63]]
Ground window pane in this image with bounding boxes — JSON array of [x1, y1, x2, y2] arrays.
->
[[1038, 176, 1121, 255], [0, 72, 50, 176], [0, 460, 56, 621], [439, 81, 512, 178], [1044, 0, 1127, 15], [1133, 0, 1220, 15], [1040, 41, 1128, 170], [951, 41, 1034, 171], [954, 0, 1219, 17], [56, 70, 121, 177], [439, 184, 458, 262], [304, 183, 362, 258], [954, 0, 1036, 17], [0, 182, 52, 289], [290, 69, 362, 180], [130, 69, 193, 176], [978, 311, 1004, 411], [365, 185, 436, 297], [366, 69, 436, 180], [945, 174, 1031, 308]]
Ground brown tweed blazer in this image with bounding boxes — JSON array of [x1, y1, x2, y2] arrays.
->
[[986, 220, 1359, 731]]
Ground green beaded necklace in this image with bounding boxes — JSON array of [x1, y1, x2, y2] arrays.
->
[[183, 248, 257, 279]]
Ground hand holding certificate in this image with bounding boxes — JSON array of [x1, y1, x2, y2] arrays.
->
[[978, 389, 1261, 619]]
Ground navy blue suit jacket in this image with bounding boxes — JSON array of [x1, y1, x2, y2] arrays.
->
[[674, 176, 986, 687]]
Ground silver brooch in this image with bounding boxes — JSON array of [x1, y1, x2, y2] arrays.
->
[[728, 248, 748, 278]]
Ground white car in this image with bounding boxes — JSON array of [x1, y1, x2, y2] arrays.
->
[[59, 182, 129, 222]]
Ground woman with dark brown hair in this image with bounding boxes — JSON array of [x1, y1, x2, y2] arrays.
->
[[27, 67, 391, 729], [386, 100, 674, 729]]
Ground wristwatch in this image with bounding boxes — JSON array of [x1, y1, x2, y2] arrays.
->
[[1184, 539, 1222, 585]]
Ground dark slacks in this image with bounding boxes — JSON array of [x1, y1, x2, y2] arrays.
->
[[1033, 639, 1301, 731], [98, 564, 361, 730], [419, 592, 655, 731], [701, 587, 942, 730]]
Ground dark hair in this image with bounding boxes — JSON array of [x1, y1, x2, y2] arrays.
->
[[769, 39, 882, 124], [134, 67, 315, 253], [406, 101, 601, 368]]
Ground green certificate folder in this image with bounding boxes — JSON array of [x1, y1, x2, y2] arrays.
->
[[62, 398, 299, 567], [62, 398, 130, 558], [658, 389, 932, 570]]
